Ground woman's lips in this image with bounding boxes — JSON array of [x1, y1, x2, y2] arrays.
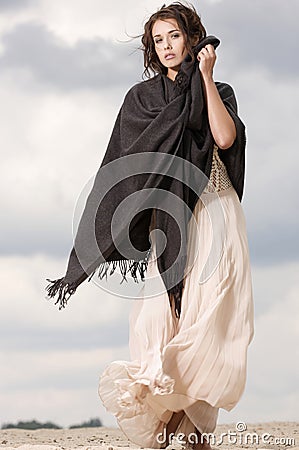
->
[[165, 54, 175, 60]]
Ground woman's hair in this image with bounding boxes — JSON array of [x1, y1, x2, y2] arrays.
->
[[141, 2, 206, 78]]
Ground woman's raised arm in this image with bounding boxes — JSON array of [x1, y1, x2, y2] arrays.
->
[[197, 44, 236, 150]]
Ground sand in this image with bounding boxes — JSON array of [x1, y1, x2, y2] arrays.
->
[[0, 422, 298, 450]]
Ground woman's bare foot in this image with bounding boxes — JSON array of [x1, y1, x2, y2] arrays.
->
[[165, 410, 185, 444], [193, 428, 212, 450]]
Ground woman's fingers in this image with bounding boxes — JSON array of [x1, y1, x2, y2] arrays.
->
[[197, 44, 217, 78], [205, 44, 215, 54], [197, 44, 215, 60]]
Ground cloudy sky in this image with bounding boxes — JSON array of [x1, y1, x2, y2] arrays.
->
[[0, 0, 298, 430]]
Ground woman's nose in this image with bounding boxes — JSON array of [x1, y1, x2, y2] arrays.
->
[[164, 38, 172, 50]]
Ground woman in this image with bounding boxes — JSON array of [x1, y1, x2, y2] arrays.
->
[[98, 2, 254, 450], [45, 2, 254, 448]]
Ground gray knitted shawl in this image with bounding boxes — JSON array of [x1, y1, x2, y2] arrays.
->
[[45, 35, 246, 319]]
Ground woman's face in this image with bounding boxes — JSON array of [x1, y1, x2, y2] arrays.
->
[[152, 18, 188, 74]]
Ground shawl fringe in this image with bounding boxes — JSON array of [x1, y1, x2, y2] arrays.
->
[[92, 249, 151, 284], [45, 277, 78, 310], [45, 246, 184, 319], [45, 249, 152, 310]]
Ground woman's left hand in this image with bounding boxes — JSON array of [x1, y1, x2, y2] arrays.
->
[[197, 44, 216, 81]]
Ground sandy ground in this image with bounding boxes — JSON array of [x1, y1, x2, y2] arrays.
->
[[0, 422, 298, 450]]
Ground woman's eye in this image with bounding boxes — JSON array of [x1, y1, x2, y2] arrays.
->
[[171, 33, 180, 38], [155, 39, 162, 44]]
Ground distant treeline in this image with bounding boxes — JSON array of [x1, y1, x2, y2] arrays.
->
[[1, 418, 103, 430]]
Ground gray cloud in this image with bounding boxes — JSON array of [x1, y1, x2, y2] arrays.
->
[[197, 0, 299, 79], [0, 22, 144, 90], [0, 0, 34, 10], [0, 321, 128, 351], [1, 0, 297, 96], [247, 226, 299, 266], [0, 217, 73, 257]]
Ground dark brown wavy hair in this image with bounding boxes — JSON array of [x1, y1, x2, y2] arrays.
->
[[140, 2, 206, 79]]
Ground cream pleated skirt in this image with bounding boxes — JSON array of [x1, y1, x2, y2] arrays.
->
[[98, 185, 254, 448]]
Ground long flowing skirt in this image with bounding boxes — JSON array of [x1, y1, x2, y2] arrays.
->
[[98, 185, 254, 448]]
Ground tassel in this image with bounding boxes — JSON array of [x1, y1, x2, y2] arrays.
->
[[119, 259, 128, 283], [46, 249, 152, 310], [45, 278, 77, 310], [95, 248, 152, 285]]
